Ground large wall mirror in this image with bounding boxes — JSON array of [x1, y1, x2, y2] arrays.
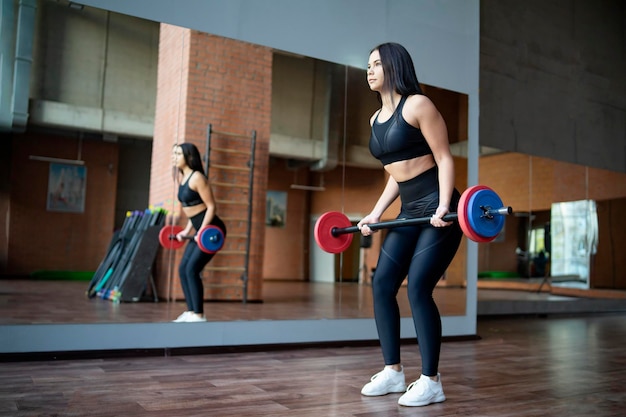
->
[[1, 0, 482, 353]]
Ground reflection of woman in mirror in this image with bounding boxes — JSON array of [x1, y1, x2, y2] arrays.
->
[[357, 43, 463, 407], [171, 143, 227, 323]]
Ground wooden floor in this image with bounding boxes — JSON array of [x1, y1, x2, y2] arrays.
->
[[0, 313, 624, 416], [1, 279, 626, 415]]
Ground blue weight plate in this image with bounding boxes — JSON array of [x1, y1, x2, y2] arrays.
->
[[198, 225, 225, 253], [466, 189, 505, 240]]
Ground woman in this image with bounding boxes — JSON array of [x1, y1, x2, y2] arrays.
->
[[358, 43, 463, 407], [171, 142, 227, 323]]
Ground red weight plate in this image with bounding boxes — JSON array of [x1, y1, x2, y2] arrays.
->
[[197, 225, 225, 254], [458, 185, 492, 243], [159, 225, 185, 249], [314, 211, 354, 254]]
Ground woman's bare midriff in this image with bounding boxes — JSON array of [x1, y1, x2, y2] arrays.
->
[[182, 204, 207, 219], [384, 154, 436, 183]]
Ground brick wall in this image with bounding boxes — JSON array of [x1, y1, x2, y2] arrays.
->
[[150, 25, 190, 301], [151, 25, 272, 301], [7, 134, 118, 275]]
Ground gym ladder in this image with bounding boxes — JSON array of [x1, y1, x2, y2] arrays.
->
[[203, 123, 256, 303]]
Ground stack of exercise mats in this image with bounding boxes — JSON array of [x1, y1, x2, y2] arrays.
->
[[87, 207, 166, 303]]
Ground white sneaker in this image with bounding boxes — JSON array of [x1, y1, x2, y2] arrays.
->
[[184, 313, 207, 322], [398, 373, 446, 407], [361, 367, 406, 396], [172, 311, 191, 322]]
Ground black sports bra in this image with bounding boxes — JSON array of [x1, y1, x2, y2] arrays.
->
[[369, 95, 432, 165], [177, 171, 204, 207]]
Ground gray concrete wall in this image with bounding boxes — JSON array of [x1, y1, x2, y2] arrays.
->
[[29, 0, 159, 138], [480, 0, 626, 173], [76, 0, 481, 98]]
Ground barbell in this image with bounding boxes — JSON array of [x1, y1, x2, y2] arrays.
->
[[158, 224, 225, 254], [314, 185, 513, 254]]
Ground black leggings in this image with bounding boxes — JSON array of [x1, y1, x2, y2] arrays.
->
[[371, 168, 462, 376], [178, 212, 226, 314]]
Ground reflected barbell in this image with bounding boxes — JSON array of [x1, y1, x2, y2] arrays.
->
[[159, 224, 225, 254], [314, 185, 513, 254]]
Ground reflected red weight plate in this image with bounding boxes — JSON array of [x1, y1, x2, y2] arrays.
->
[[457, 185, 493, 243], [159, 225, 185, 249], [314, 211, 354, 254]]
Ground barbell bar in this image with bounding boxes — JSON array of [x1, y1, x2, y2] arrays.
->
[[158, 224, 225, 254], [314, 185, 513, 254]]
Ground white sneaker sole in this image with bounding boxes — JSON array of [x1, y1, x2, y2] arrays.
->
[[398, 393, 446, 407], [361, 383, 406, 396]]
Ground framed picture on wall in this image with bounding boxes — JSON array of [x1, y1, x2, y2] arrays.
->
[[47, 163, 87, 213], [265, 190, 286, 228]]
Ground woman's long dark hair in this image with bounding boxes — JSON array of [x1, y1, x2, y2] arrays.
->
[[371, 42, 423, 100], [177, 142, 205, 174]]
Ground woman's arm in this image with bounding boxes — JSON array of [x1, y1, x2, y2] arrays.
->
[[406, 95, 456, 226], [189, 171, 217, 230], [179, 220, 194, 238]]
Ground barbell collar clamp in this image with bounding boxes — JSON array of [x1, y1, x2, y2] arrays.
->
[[481, 205, 513, 219]]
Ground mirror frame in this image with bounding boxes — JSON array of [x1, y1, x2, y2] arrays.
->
[[0, 0, 480, 353]]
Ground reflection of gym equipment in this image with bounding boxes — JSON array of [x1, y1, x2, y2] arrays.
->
[[158, 224, 225, 254], [88, 209, 166, 302], [315, 185, 512, 254]]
